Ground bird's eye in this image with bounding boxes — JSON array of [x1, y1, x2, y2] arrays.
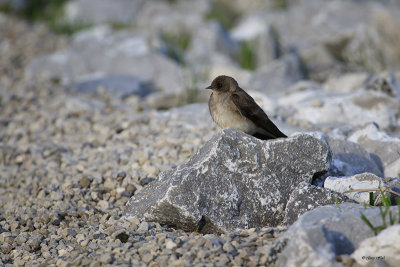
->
[[217, 83, 222, 89]]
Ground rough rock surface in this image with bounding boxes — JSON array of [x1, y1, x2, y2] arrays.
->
[[348, 123, 400, 177], [271, 203, 400, 266], [126, 130, 333, 233], [323, 135, 384, 178], [351, 225, 400, 266], [324, 173, 390, 204], [282, 182, 352, 225]]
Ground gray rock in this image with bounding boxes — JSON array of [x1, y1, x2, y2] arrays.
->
[[230, 13, 282, 67], [348, 123, 400, 177], [24, 27, 189, 95], [274, 0, 373, 80], [271, 203, 400, 266], [152, 103, 214, 132], [137, 221, 149, 232], [15, 232, 29, 245], [27, 234, 44, 251], [343, 8, 400, 72], [68, 74, 155, 99], [278, 0, 372, 50], [283, 182, 351, 225], [135, 0, 207, 34], [0, 0, 25, 10], [125, 130, 331, 233], [186, 22, 239, 66], [365, 71, 400, 99], [274, 0, 400, 79], [250, 53, 304, 95], [65, 0, 146, 25], [323, 135, 384, 178], [351, 225, 400, 266], [61, 96, 106, 115]]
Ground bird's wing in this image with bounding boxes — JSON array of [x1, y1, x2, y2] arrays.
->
[[231, 89, 287, 138]]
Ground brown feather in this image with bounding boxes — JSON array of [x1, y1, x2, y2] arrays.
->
[[231, 89, 287, 139]]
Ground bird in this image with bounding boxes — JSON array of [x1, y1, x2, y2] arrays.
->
[[206, 75, 287, 140]]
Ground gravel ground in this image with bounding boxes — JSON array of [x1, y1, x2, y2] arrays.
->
[[0, 15, 285, 266]]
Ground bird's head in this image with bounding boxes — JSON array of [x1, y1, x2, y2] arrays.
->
[[206, 75, 239, 93]]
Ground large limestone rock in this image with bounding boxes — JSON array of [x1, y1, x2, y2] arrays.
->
[[125, 130, 339, 233], [271, 203, 400, 266]]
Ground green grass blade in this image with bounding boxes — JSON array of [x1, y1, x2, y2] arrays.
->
[[369, 192, 374, 206], [361, 213, 377, 235], [389, 211, 395, 225], [334, 196, 342, 212]]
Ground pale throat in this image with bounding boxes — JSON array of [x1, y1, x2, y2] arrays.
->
[[210, 93, 257, 134]]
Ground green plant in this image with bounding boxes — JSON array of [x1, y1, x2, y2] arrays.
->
[[0, 0, 91, 35], [204, 0, 240, 30], [51, 21, 91, 35], [345, 180, 400, 206], [177, 74, 200, 107], [271, 0, 289, 10], [238, 41, 256, 70], [18, 0, 69, 22], [360, 192, 400, 235], [343, 181, 400, 235], [334, 196, 342, 212], [324, 36, 351, 63], [109, 21, 130, 31], [161, 31, 191, 65]]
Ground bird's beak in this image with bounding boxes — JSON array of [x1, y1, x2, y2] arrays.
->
[[206, 85, 212, 89]]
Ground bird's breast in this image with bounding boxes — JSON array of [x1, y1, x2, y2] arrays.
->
[[209, 93, 258, 134]]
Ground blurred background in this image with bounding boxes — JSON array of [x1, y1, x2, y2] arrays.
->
[[1, 0, 400, 130]]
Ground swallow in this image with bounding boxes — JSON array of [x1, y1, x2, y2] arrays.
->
[[206, 75, 287, 140]]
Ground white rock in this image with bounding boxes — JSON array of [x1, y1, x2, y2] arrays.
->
[[97, 200, 109, 211], [230, 14, 269, 41], [324, 173, 386, 204], [323, 73, 368, 93], [76, 233, 85, 243], [279, 88, 399, 130], [165, 239, 177, 250], [58, 249, 68, 257], [351, 225, 400, 266]]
